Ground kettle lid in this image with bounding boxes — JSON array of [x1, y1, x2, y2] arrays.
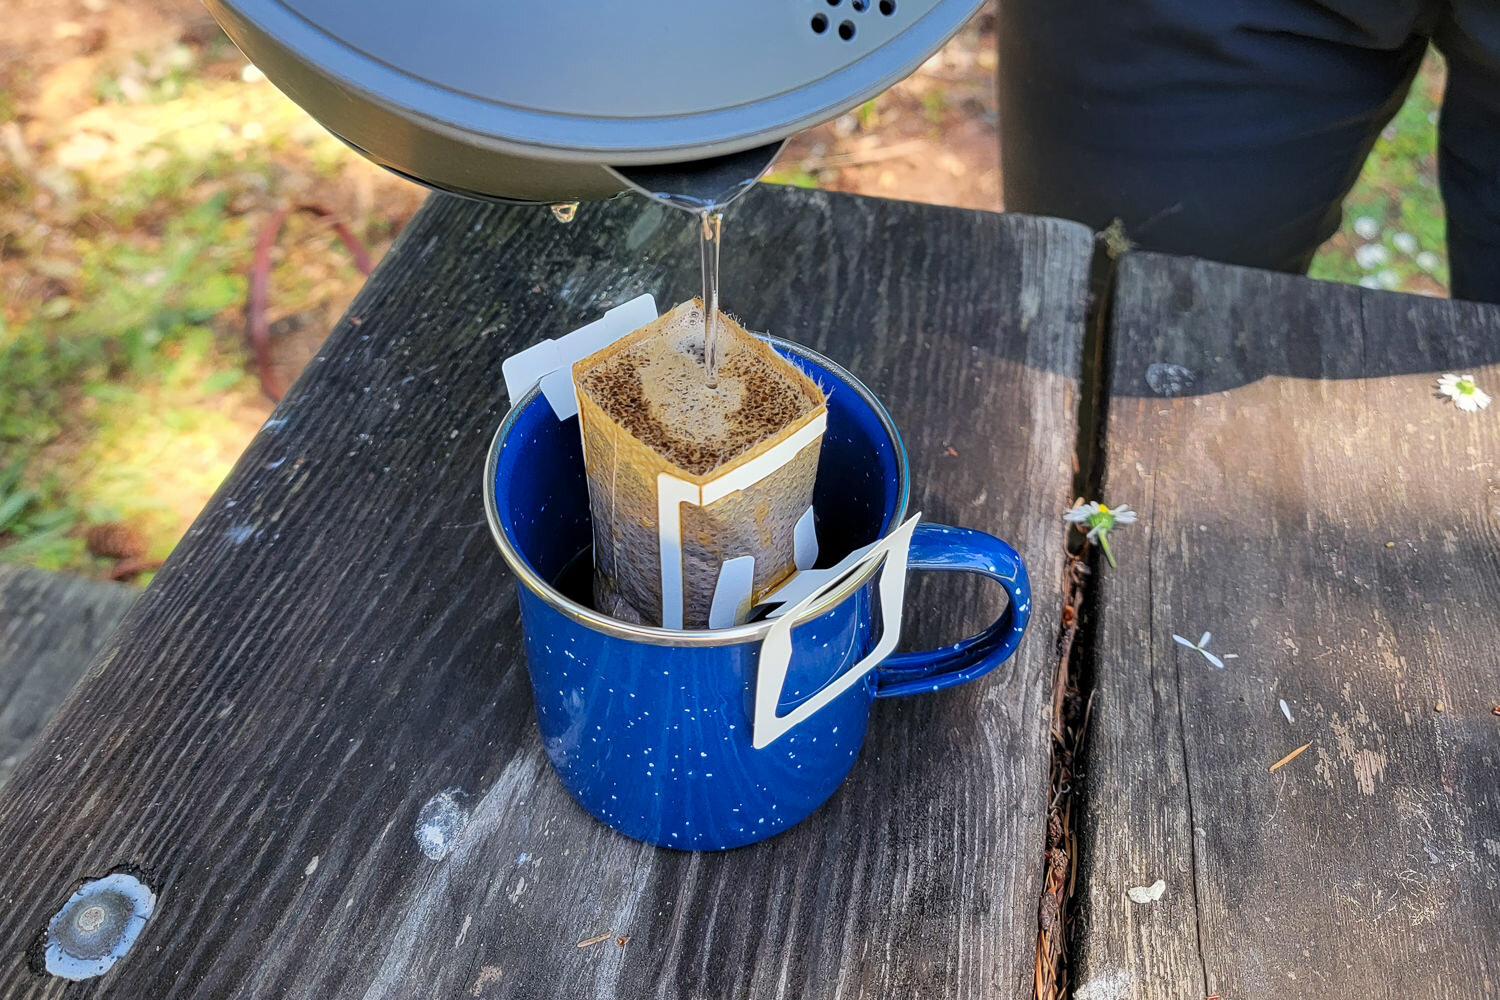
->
[[207, 0, 983, 162]]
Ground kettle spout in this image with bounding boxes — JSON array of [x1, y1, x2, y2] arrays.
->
[[607, 141, 786, 214]]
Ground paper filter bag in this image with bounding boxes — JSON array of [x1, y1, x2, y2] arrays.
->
[[573, 299, 826, 629]]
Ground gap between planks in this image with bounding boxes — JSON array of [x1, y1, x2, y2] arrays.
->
[[1034, 237, 1120, 1000]]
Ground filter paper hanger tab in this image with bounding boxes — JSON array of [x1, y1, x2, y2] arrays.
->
[[501, 294, 658, 419]]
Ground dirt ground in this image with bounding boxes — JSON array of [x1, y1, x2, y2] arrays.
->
[[775, 5, 1001, 211]]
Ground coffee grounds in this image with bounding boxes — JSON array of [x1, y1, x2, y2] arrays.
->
[[575, 303, 820, 476]]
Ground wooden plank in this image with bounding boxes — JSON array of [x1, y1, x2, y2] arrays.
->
[[1075, 252, 1500, 1000], [0, 566, 136, 787], [0, 187, 1092, 999]]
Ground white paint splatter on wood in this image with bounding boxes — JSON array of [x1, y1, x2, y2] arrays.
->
[[470, 965, 503, 997], [1075, 969, 1133, 1000], [415, 788, 470, 860]]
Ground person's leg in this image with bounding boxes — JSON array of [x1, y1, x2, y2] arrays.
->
[[997, 0, 1429, 273], [1434, 7, 1500, 303]]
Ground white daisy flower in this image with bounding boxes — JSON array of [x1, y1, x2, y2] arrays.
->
[[1416, 251, 1442, 273], [1063, 501, 1137, 567], [1392, 232, 1418, 255], [1437, 373, 1492, 412], [1353, 216, 1380, 240], [1355, 243, 1389, 270]]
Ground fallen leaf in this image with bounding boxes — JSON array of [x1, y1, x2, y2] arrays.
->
[[576, 932, 612, 948]]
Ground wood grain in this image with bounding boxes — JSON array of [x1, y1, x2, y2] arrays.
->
[[0, 188, 1092, 999], [0, 567, 136, 788], [1074, 253, 1500, 1000]]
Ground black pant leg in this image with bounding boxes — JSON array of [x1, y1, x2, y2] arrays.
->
[[1435, 6, 1500, 304], [997, 0, 1427, 273]]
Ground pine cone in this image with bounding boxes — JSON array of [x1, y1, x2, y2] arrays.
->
[[86, 522, 147, 560]]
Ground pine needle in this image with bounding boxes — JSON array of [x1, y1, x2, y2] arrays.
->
[[1268, 741, 1313, 772]]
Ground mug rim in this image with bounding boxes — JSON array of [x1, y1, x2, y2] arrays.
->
[[482, 336, 911, 647]]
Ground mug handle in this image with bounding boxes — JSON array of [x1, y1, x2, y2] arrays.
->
[[874, 522, 1032, 699]]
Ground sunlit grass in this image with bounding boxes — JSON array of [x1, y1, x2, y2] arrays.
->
[[1, 38, 417, 577], [1310, 51, 1448, 296]]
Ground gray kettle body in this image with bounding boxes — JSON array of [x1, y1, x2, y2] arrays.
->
[[204, 0, 985, 204]]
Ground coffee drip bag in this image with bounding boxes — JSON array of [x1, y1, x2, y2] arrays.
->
[[572, 300, 826, 629]]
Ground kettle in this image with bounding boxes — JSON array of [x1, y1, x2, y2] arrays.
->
[[203, 0, 985, 205]]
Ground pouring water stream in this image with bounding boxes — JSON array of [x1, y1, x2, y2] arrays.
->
[[609, 141, 785, 387]]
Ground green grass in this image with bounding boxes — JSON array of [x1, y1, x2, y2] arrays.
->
[[1310, 52, 1448, 294], [0, 32, 409, 578], [0, 157, 251, 573]]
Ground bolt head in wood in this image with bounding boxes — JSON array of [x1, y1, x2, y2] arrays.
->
[[44, 873, 156, 980]]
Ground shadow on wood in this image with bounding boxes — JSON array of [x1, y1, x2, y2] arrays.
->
[[0, 566, 136, 788], [1109, 253, 1500, 398]]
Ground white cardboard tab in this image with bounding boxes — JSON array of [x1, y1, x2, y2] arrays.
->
[[501, 294, 658, 419], [708, 556, 756, 629], [752, 514, 922, 749], [793, 506, 817, 570]]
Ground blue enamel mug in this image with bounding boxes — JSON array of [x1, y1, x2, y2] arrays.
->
[[484, 340, 1031, 850]]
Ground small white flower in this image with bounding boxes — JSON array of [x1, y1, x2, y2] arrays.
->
[[1437, 373, 1492, 412], [1376, 269, 1401, 289], [1353, 216, 1380, 240], [1171, 630, 1232, 669], [1355, 243, 1389, 270], [1416, 251, 1442, 273], [1392, 232, 1418, 255], [1063, 501, 1137, 567], [1359, 276, 1382, 289], [1062, 501, 1098, 525]]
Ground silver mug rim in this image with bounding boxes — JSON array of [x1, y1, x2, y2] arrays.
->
[[482, 336, 911, 647]]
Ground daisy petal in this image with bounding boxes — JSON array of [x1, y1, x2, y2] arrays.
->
[[1198, 632, 1211, 648], [1172, 634, 1196, 649], [1201, 650, 1225, 669]]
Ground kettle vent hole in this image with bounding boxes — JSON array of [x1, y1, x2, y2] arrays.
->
[[838, 19, 856, 39], [811, 12, 829, 32], [825, 0, 842, 5], [879, 0, 896, 14], [852, 0, 869, 10]]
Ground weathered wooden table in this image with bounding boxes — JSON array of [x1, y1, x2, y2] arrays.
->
[[1075, 255, 1500, 1000], [1, 187, 1496, 1000], [0, 187, 1090, 999]]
